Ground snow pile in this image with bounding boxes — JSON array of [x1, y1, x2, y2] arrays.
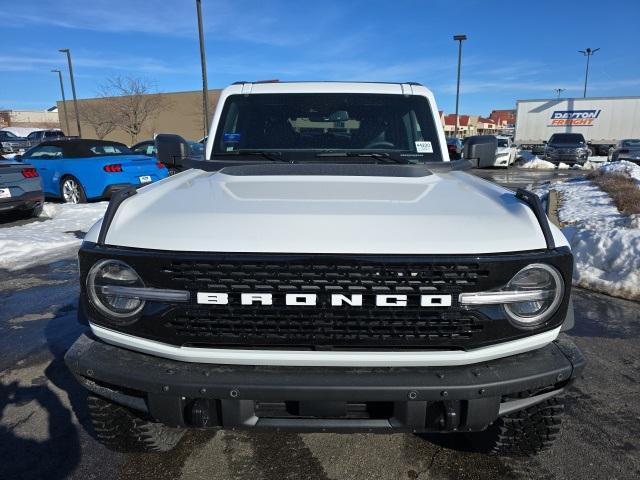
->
[[537, 165, 640, 300], [520, 158, 556, 169], [598, 160, 640, 182], [0, 202, 107, 271]]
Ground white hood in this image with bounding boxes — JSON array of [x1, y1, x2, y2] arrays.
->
[[87, 168, 559, 255]]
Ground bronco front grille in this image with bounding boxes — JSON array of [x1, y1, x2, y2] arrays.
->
[[165, 260, 489, 293], [79, 247, 573, 350], [155, 259, 488, 348]]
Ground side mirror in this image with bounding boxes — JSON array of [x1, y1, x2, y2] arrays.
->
[[155, 134, 192, 169], [14, 154, 23, 161], [462, 135, 498, 168], [542, 140, 548, 144]]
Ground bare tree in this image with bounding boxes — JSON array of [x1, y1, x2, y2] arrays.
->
[[99, 77, 168, 144], [80, 102, 118, 139]]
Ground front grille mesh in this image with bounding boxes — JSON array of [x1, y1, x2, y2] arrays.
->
[[158, 260, 489, 348]]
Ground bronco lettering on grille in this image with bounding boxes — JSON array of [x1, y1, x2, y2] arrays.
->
[[196, 292, 452, 307]]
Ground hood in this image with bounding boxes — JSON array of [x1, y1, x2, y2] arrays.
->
[[91, 167, 552, 255]]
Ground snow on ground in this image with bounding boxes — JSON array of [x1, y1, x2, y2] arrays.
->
[[520, 158, 557, 169], [536, 164, 640, 301], [597, 159, 640, 182], [0, 202, 107, 271]]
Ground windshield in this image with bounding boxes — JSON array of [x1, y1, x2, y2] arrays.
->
[[212, 93, 443, 163], [497, 138, 509, 147], [622, 139, 640, 148], [549, 133, 585, 144], [1, 131, 18, 139]]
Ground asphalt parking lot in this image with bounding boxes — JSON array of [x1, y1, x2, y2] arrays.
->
[[0, 166, 638, 480]]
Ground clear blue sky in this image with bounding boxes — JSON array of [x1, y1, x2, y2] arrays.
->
[[2, 0, 639, 115]]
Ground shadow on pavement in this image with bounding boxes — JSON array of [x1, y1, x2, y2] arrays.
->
[[0, 302, 89, 479]]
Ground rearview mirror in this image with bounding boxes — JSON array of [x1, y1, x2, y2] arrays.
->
[[155, 134, 192, 171], [462, 135, 498, 168]]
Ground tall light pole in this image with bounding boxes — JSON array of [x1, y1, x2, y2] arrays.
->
[[453, 34, 467, 138], [579, 47, 599, 98], [51, 69, 71, 134], [554, 88, 566, 99], [59, 49, 82, 137], [196, 0, 210, 137]]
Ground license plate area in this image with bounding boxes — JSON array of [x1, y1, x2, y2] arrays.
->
[[139, 175, 152, 184]]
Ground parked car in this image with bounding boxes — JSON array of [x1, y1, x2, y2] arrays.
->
[[0, 155, 44, 217], [17, 139, 168, 203], [543, 133, 589, 164], [609, 139, 640, 164], [0, 130, 30, 154], [131, 139, 205, 174], [445, 137, 463, 159], [66, 81, 584, 457], [494, 136, 517, 167], [25, 129, 66, 147]]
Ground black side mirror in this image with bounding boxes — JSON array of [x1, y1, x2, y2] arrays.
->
[[14, 154, 23, 161], [542, 140, 548, 144], [155, 134, 192, 170], [462, 135, 498, 168]]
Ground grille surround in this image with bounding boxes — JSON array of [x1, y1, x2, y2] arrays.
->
[[79, 244, 573, 351]]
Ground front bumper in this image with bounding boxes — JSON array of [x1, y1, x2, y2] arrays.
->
[[0, 190, 44, 212], [65, 333, 585, 433], [545, 151, 588, 163]]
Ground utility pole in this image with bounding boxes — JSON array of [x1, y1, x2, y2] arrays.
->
[[59, 49, 82, 137], [196, 0, 210, 137], [453, 35, 467, 138], [579, 48, 600, 98], [554, 88, 566, 99], [51, 69, 71, 134]]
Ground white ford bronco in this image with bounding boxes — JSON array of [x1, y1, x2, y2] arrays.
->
[[65, 81, 584, 456]]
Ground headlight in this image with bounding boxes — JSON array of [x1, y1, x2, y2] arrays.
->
[[87, 259, 146, 323], [459, 264, 564, 329], [502, 264, 564, 327]]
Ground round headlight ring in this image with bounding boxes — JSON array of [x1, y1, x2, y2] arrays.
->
[[87, 259, 146, 324], [502, 263, 564, 328]]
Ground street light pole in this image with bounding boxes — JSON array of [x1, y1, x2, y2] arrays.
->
[[554, 88, 566, 99], [196, 0, 210, 137], [453, 35, 467, 138], [579, 48, 600, 98], [59, 49, 82, 137], [51, 69, 71, 134]]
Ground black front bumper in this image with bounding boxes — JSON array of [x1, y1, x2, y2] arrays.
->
[[65, 334, 585, 433]]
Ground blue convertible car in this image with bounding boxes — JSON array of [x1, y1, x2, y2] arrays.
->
[[19, 139, 169, 203]]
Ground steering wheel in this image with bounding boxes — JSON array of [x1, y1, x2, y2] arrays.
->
[[363, 141, 395, 149]]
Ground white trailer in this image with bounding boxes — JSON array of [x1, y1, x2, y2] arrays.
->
[[514, 96, 640, 155]]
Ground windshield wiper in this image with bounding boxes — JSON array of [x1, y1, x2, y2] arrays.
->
[[214, 150, 291, 162], [314, 151, 407, 164]]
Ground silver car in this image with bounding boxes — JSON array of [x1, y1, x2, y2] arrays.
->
[[610, 139, 640, 164], [0, 156, 45, 217]]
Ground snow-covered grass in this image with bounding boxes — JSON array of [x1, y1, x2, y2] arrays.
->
[[0, 202, 107, 271], [536, 161, 640, 301]]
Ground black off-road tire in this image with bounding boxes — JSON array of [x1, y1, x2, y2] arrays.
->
[[88, 395, 185, 453], [465, 397, 564, 457]]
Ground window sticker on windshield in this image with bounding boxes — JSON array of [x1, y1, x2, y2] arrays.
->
[[415, 141, 433, 153], [223, 133, 241, 142]]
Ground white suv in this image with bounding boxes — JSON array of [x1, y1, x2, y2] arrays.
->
[[65, 81, 585, 456]]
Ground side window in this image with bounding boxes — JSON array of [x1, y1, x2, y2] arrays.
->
[[45, 131, 61, 138], [27, 132, 39, 140], [26, 145, 64, 159]]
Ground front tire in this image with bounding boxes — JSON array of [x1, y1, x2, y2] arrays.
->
[[88, 396, 185, 453], [60, 176, 87, 204], [464, 397, 564, 457]]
